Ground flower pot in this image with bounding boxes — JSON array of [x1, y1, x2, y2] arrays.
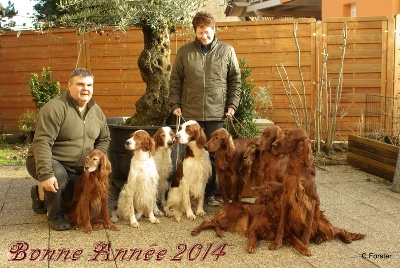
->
[[107, 117, 177, 189], [347, 134, 399, 181]]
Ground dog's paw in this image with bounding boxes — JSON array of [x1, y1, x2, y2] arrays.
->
[[110, 213, 119, 223], [154, 210, 164, 217], [196, 210, 206, 217], [191, 229, 199, 236], [150, 218, 160, 224], [247, 245, 257, 254], [165, 209, 174, 218], [108, 224, 120, 231], [268, 242, 281, 251], [187, 214, 196, 221], [130, 222, 139, 228]]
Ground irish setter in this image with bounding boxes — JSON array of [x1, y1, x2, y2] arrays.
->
[[255, 125, 288, 185], [270, 130, 365, 254], [250, 181, 312, 256], [69, 149, 119, 234], [267, 132, 317, 255], [204, 128, 248, 204], [191, 201, 252, 237], [241, 136, 261, 188]]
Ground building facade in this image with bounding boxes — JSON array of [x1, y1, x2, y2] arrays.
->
[[322, 0, 400, 18]]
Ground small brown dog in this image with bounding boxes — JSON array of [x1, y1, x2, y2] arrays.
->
[[69, 149, 119, 234]]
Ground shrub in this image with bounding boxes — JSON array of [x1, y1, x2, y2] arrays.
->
[[28, 67, 60, 110], [18, 110, 36, 143], [227, 59, 259, 139]]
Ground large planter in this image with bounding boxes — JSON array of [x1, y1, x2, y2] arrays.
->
[[253, 118, 274, 134], [107, 117, 177, 189], [347, 134, 399, 181]]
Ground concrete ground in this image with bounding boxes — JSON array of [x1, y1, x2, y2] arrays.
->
[[0, 164, 399, 268]]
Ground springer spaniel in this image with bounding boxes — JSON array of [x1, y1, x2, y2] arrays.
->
[[111, 130, 159, 227], [152, 126, 175, 216], [164, 120, 212, 222]]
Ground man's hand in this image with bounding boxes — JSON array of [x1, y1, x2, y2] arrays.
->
[[41, 177, 59, 193]]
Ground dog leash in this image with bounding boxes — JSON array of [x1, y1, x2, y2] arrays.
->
[[174, 115, 186, 168], [227, 115, 254, 139]]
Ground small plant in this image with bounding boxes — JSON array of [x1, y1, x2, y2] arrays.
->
[[28, 67, 60, 110], [227, 59, 259, 139], [18, 110, 36, 143], [253, 86, 274, 119]]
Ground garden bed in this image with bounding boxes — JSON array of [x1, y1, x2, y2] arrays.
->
[[347, 134, 399, 181]]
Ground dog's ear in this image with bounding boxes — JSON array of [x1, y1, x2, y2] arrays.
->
[[226, 134, 235, 157], [296, 139, 314, 167], [196, 127, 207, 149], [149, 136, 156, 156], [304, 139, 314, 167], [99, 152, 112, 178], [153, 130, 161, 149]]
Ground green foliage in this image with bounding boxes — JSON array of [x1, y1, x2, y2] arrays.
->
[[34, 0, 69, 22], [227, 59, 259, 139], [52, 0, 204, 34], [18, 110, 36, 143], [3, 1, 18, 18], [28, 67, 60, 110], [0, 0, 18, 29]]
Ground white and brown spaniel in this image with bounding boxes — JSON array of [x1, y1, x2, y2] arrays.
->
[[164, 120, 212, 222], [111, 130, 159, 227], [152, 126, 175, 216]]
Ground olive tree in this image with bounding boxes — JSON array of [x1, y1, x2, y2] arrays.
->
[[56, 0, 204, 125]]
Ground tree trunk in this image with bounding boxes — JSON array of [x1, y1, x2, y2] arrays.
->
[[127, 25, 171, 126]]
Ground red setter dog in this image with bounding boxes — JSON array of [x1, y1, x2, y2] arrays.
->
[[247, 181, 313, 255], [269, 130, 365, 254], [204, 128, 248, 204], [255, 125, 288, 185], [69, 149, 119, 234], [191, 201, 252, 237], [241, 136, 261, 188], [267, 131, 318, 255]]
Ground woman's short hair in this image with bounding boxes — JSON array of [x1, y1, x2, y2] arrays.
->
[[192, 11, 216, 31]]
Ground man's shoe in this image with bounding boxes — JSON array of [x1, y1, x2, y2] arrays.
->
[[31, 185, 46, 214], [206, 196, 221, 207], [48, 216, 71, 231]]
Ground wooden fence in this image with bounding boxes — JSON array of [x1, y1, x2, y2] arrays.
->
[[1, 16, 399, 141]]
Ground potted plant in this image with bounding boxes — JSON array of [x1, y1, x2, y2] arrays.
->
[[53, 0, 205, 187]]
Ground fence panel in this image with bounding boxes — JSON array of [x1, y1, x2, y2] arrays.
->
[[0, 16, 397, 141]]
